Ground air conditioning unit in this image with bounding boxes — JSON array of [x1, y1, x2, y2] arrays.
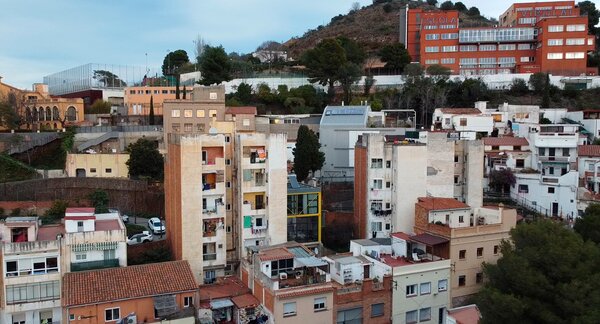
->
[[279, 272, 288, 280]]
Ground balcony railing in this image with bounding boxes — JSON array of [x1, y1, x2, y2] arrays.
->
[[71, 258, 119, 272], [203, 253, 217, 261]]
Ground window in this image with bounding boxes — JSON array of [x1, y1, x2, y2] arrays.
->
[[516, 159, 525, 168], [172, 123, 180, 132], [425, 59, 439, 65], [105, 307, 120, 321], [518, 43, 533, 50], [425, 34, 439, 40], [499, 44, 516, 51], [226, 181, 231, 188], [460, 45, 477, 52], [565, 52, 584, 59], [69, 314, 75, 320], [243, 118, 250, 126], [202, 243, 217, 261], [90, 168, 97, 173], [209, 110, 217, 117], [406, 310, 418, 324], [441, 33, 458, 39], [494, 245, 500, 254], [184, 123, 193, 132], [459, 58, 477, 65], [442, 46, 457, 52], [458, 215, 464, 223], [479, 44, 496, 51], [171, 109, 180, 117], [386, 160, 391, 168], [458, 275, 466, 286], [271, 259, 293, 276], [547, 39, 563, 46], [477, 247, 483, 257], [196, 124, 205, 132], [419, 308, 432, 322], [518, 184, 529, 193], [406, 284, 417, 297], [12, 314, 25, 324], [225, 159, 231, 165], [386, 182, 391, 188], [338, 307, 363, 323], [438, 279, 448, 292], [548, 25, 564, 32], [589, 38, 595, 46], [183, 296, 193, 307], [519, 17, 536, 24], [566, 24, 585, 32], [459, 118, 467, 126], [372, 179, 383, 189], [566, 38, 585, 45], [371, 303, 384, 317], [548, 187, 555, 194], [476, 272, 483, 283], [441, 58, 455, 64], [371, 158, 383, 168], [6, 281, 60, 304], [75, 253, 87, 261], [425, 46, 439, 53], [204, 270, 216, 284], [196, 110, 205, 118], [314, 297, 326, 311], [162, 90, 168, 94], [459, 250, 466, 259], [209, 92, 218, 100], [225, 136, 230, 143], [283, 302, 297, 317], [371, 222, 382, 232], [420, 282, 431, 295], [184, 109, 193, 117]]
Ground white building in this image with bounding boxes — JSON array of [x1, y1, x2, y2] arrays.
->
[[236, 133, 288, 257], [432, 107, 493, 139]]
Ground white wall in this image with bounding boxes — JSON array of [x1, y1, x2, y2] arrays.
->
[[512, 172, 578, 218]]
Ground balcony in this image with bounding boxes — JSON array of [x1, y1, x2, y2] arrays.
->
[[203, 157, 225, 172], [538, 156, 569, 163], [203, 253, 217, 261], [71, 258, 119, 272], [370, 209, 392, 217], [203, 203, 225, 218], [202, 181, 225, 197]]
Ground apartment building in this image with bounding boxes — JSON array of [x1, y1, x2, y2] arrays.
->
[[400, 1, 595, 76], [237, 133, 288, 257], [432, 108, 493, 139], [483, 137, 532, 178], [323, 253, 392, 324], [63, 261, 199, 324], [124, 86, 191, 116], [0, 217, 62, 324], [199, 276, 266, 324], [287, 174, 322, 246], [511, 124, 579, 218], [241, 243, 334, 324], [413, 198, 517, 305], [62, 207, 127, 272], [348, 234, 451, 324]]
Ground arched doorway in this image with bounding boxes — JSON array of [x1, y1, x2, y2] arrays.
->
[[52, 106, 60, 120], [66, 106, 77, 121]]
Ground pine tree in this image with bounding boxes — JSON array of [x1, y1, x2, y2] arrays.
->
[[149, 95, 155, 125], [183, 85, 187, 100], [293, 125, 325, 182]]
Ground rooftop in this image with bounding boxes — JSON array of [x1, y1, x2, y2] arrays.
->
[[225, 106, 257, 116], [258, 247, 295, 262], [438, 108, 481, 115], [199, 276, 250, 301], [287, 174, 320, 193], [483, 137, 529, 147], [578, 145, 600, 157], [63, 261, 197, 306], [231, 293, 260, 309], [37, 224, 65, 241], [320, 106, 369, 126], [410, 233, 449, 246], [447, 304, 482, 324], [416, 197, 470, 211]]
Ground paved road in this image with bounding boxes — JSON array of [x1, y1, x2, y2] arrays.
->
[[125, 215, 167, 242]]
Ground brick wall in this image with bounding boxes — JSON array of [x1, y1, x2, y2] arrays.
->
[[414, 204, 451, 237], [354, 145, 368, 239], [333, 276, 392, 324]]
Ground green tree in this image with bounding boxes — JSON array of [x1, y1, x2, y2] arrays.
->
[[574, 204, 600, 244], [426, 64, 452, 76], [162, 50, 190, 76], [198, 45, 232, 86], [43, 200, 69, 224], [529, 72, 547, 94], [87, 99, 111, 114], [467, 6, 481, 16], [488, 169, 515, 193], [337, 37, 366, 65], [235, 83, 253, 104], [378, 43, 411, 73], [149, 95, 155, 125], [440, 1, 454, 10], [542, 73, 551, 108], [302, 38, 347, 93], [293, 126, 325, 182], [182, 85, 187, 100], [126, 138, 164, 181], [89, 190, 109, 213], [510, 78, 529, 95], [0, 101, 20, 129], [476, 220, 600, 323], [338, 62, 362, 104], [426, 0, 438, 6], [578, 1, 599, 37], [454, 1, 467, 12]]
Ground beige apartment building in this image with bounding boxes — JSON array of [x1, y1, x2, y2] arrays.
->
[[125, 86, 192, 116], [66, 153, 130, 178], [414, 197, 517, 305], [164, 85, 288, 284]]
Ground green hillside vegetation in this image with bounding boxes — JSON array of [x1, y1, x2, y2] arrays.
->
[[0, 154, 39, 183]]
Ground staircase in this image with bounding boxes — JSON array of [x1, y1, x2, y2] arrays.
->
[[76, 131, 119, 152]]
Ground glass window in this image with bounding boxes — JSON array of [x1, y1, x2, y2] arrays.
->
[[547, 39, 563, 46], [459, 275, 466, 286], [105, 308, 120, 321], [566, 38, 585, 45], [314, 297, 326, 311], [406, 284, 417, 297], [337, 307, 363, 323], [479, 44, 496, 51], [371, 303, 384, 317], [499, 44, 516, 50], [184, 109, 193, 117], [566, 24, 585, 32], [425, 46, 439, 53], [406, 310, 418, 324], [438, 279, 448, 291], [184, 123, 193, 132], [441, 33, 458, 39], [547, 53, 563, 60], [442, 46, 457, 52], [171, 109, 180, 117], [425, 34, 439, 40], [283, 302, 296, 317], [459, 250, 466, 259], [419, 308, 431, 322], [209, 110, 217, 117], [565, 52, 584, 59], [196, 110, 205, 118], [184, 296, 193, 307], [441, 58, 455, 64], [518, 43, 532, 50], [425, 59, 439, 65], [371, 158, 383, 168], [372, 179, 383, 189], [460, 45, 477, 52], [420, 282, 431, 295], [477, 247, 484, 257], [548, 25, 564, 32], [519, 17, 536, 24]]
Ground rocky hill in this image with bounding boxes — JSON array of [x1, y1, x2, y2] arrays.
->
[[284, 0, 495, 59]]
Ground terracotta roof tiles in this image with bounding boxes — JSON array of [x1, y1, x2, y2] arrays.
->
[[483, 137, 529, 147], [231, 293, 260, 309], [225, 106, 257, 116], [258, 247, 294, 262], [416, 197, 470, 211], [578, 145, 600, 157], [276, 285, 334, 299], [63, 261, 197, 306], [439, 108, 481, 115]]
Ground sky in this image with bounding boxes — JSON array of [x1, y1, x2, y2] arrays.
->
[[0, 0, 542, 89]]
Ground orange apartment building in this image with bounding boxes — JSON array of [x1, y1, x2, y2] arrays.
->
[[124, 86, 193, 116], [401, 1, 595, 76], [62, 261, 199, 324]]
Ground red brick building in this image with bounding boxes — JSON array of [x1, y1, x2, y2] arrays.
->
[[400, 1, 596, 76]]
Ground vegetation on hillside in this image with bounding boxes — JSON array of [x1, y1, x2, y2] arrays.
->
[[0, 154, 39, 183]]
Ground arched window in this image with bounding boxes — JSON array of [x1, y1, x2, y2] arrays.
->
[[32, 108, 38, 121], [45, 107, 52, 121], [66, 106, 77, 121], [39, 107, 45, 121], [53, 106, 60, 120]]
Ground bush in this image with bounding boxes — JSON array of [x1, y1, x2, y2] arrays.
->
[[126, 223, 147, 236], [10, 208, 21, 216], [0, 207, 4, 216], [43, 200, 69, 224], [383, 3, 393, 13], [89, 190, 109, 213]]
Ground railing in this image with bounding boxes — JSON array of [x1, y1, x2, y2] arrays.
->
[[71, 258, 119, 272], [77, 125, 163, 133], [372, 281, 384, 291], [203, 253, 217, 261], [2, 133, 61, 155], [337, 285, 362, 295]]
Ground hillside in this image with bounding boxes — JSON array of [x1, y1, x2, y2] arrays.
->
[[284, 0, 495, 59]]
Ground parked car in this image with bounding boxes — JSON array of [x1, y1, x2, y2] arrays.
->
[[148, 217, 165, 235], [121, 214, 129, 223], [108, 208, 129, 223], [127, 231, 153, 245]]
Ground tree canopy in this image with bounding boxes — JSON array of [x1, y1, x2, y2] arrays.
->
[[476, 220, 600, 323], [293, 125, 325, 182], [198, 45, 232, 86], [574, 204, 600, 244], [162, 50, 190, 76], [126, 138, 164, 181], [0, 101, 20, 129], [378, 43, 411, 73], [578, 1, 599, 37]]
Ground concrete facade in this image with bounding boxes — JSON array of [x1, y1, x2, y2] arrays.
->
[[66, 153, 130, 178]]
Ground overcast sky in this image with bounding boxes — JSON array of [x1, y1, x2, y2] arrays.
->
[[0, 0, 545, 89]]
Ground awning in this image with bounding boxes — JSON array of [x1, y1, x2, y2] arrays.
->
[[296, 256, 328, 268], [153, 294, 178, 317], [210, 298, 234, 309]]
